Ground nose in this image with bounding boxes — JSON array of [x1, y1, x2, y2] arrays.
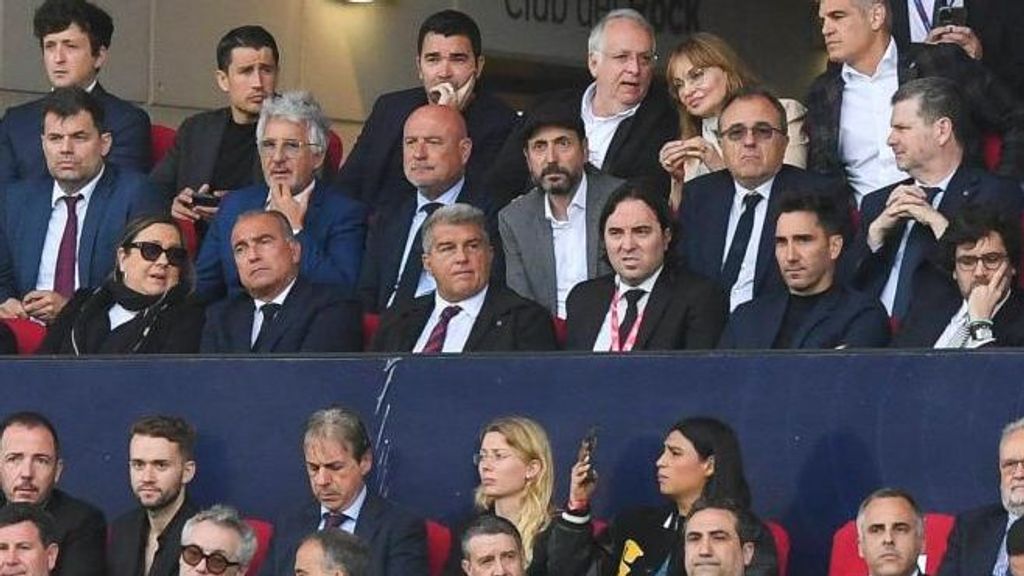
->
[[886, 130, 897, 147], [314, 467, 330, 486], [413, 141, 428, 159], [821, 18, 833, 37], [16, 458, 34, 480], [655, 450, 668, 468], [141, 465, 157, 482], [697, 536, 713, 556], [54, 45, 67, 62], [439, 58, 453, 79], [784, 243, 798, 263], [624, 55, 640, 75]]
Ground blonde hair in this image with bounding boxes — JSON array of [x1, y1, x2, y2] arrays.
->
[[473, 417, 554, 567], [666, 32, 759, 140]]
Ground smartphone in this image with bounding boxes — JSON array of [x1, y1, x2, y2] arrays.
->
[[191, 191, 222, 208], [935, 4, 967, 27], [577, 426, 599, 482]]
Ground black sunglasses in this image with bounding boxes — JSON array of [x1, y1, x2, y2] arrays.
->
[[180, 544, 240, 574], [126, 241, 187, 267]]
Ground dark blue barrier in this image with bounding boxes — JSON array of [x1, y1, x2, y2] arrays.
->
[[4, 351, 1024, 575]]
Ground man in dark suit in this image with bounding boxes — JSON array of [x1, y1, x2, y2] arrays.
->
[[179, 505, 256, 576], [0, 0, 150, 188], [488, 8, 678, 208], [333, 9, 515, 215], [0, 87, 164, 325], [460, 515, 526, 576], [156, 25, 277, 222], [358, 104, 487, 314], [294, 530, 371, 576], [856, 488, 926, 576], [678, 87, 845, 312], [498, 98, 627, 318], [266, 407, 427, 576], [852, 77, 1022, 321], [938, 418, 1024, 576], [567, 186, 726, 351], [683, 500, 760, 576], [805, 0, 1024, 205], [895, 204, 1024, 347], [201, 211, 362, 353], [195, 91, 366, 302], [0, 503, 61, 576], [0, 412, 105, 576], [372, 204, 557, 353], [109, 416, 197, 576], [720, 193, 889, 349]]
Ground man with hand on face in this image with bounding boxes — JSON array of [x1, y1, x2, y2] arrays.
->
[[194, 90, 366, 303], [266, 407, 427, 576], [0, 504, 61, 576], [682, 499, 756, 576], [566, 186, 726, 351], [334, 9, 515, 214], [108, 416, 197, 576], [719, 192, 889, 349], [156, 25, 278, 228], [856, 488, 926, 576], [460, 515, 526, 576], [0, 412, 105, 576]]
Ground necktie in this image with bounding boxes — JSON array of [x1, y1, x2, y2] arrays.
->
[[892, 187, 941, 320], [252, 303, 282, 352], [322, 511, 349, 530], [393, 202, 444, 306], [53, 195, 81, 300], [721, 193, 763, 289], [617, 289, 646, 344], [421, 305, 461, 354], [951, 315, 971, 348]]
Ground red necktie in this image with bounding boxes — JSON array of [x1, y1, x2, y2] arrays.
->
[[53, 195, 81, 300], [421, 305, 461, 353]]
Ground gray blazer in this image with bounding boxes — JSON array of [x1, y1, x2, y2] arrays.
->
[[498, 165, 626, 315]]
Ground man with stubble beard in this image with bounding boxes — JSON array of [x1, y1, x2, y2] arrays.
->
[[108, 416, 198, 576]]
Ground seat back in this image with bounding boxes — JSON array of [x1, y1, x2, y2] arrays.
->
[[828, 512, 955, 576], [326, 130, 344, 173], [244, 518, 274, 576], [426, 519, 451, 576], [362, 313, 380, 351], [2, 319, 47, 355], [766, 520, 791, 576], [151, 124, 177, 166]]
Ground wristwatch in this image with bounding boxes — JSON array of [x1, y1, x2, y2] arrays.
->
[[969, 319, 994, 342]]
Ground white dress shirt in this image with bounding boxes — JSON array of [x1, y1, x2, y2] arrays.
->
[[546, 173, 589, 318], [413, 285, 489, 353], [839, 39, 907, 205], [107, 304, 138, 330], [37, 166, 105, 292], [249, 277, 297, 347], [934, 295, 1008, 348], [993, 511, 1021, 576], [593, 266, 664, 351], [722, 177, 774, 312], [316, 484, 368, 534], [907, 0, 938, 42], [580, 83, 640, 170], [388, 179, 464, 307], [878, 170, 954, 314]]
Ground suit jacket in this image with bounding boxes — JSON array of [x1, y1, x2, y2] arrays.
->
[[0, 83, 151, 188], [371, 285, 558, 352], [148, 107, 263, 199], [677, 165, 848, 300], [194, 180, 367, 302], [565, 268, 728, 351], [718, 285, 891, 349], [333, 86, 516, 213], [265, 492, 427, 576], [108, 499, 196, 576], [498, 166, 626, 316], [201, 276, 363, 353], [487, 82, 679, 209], [6, 489, 108, 576], [851, 165, 1023, 308], [936, 503, 1006, 576], [0, 165, 166, 302], [804, 41, 1024, 182]]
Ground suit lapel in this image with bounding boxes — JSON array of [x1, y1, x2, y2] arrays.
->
[[261, 277, 309, 351], [399, 297, 435, 351], [753, 172, 787, 292], [526, 193, 558, 307], [464, 287, 504, 351], [353, 491, 382, 543], [78, 168, 115, 285], [231, 298, 258, 351], [196, 110, 230, 184], [23, 183, 55, 290], [634, 271, 672, 349], [704, 175, 735, 280], [579, 277, 615, 347], [938, 165, 978, 217], [585, 167, 612, 276]]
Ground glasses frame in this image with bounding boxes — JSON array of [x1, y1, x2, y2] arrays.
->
[[257, 138, 323, 159], [954, 252, 1008, 272], [180, 544, 241, 575], [716, 123, 786, 143], [126, 241, 187, 268]]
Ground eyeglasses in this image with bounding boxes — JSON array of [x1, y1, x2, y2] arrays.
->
[[717, 124, 786, 143], [472, 450, 513, 466], [955, 252, 1007, 271], [1001, 459, 1024, 475], [601, 50, 658, 68], [180, 545, 240, 574], [258, 139, 321, 159], [126, 242, 187, 267], [672, 66, 713, 91]]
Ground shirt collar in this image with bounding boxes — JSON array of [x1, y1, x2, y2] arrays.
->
[[319, 483, 368, 521], [733, 175, 776, 200], [263, 179, 316, 207], [255, 276, 297, 308], [544, 172, 588, 223], [615, 264, 664, 292], [417, 177, 464, 210], [581, 82, 642, 122], [915, 166, 957, 192], [51, 164, 105, 206], [434, 284, 489, 318], [841, 38, 899, 82]]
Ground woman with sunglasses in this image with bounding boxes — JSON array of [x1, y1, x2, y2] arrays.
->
[[548, 416, 777, 576], [658, 33, 808, 211], [39, 215, 204, 354]]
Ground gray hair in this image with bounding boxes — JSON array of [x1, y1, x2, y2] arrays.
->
[[304, 407, 371, 461], [587, 8, 655, 56], [299, 530, 371, 576], [181, 505, 257, 569], [460, 514, 523, 561], [256, 90, 329, 150], [421, 203, 490, 253], [1002, 417, 1024, 446], [234, 209, 297, 243], [855, 487, 924, 537]]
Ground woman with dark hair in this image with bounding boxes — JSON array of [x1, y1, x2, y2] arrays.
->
[[39, 215, 204, 354], [548, 416, 778, 576]]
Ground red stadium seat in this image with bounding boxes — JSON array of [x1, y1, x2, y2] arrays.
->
[[552, 316, 567, 348], [766, 520, 791, 576], [176, 218, 199, 257], [983, 133, 1003, 171], [426, 519, 451, 576], [362, 313, 379, 351], [828, 512, 954, 576], [151, 124, 177, 167], [244, 518, 274, 576], [2, 319, 47, 355], [326, 130, 344, 173]]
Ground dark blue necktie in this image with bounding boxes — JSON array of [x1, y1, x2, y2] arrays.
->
[[891, 187, 941, 319], [721, 193, 763, 289]]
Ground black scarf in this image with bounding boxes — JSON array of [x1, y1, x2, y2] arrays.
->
[[70, 279, 188, 354]]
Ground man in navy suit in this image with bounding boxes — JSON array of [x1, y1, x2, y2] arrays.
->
[[720, 192, 889, 349], [333, 9, 515, 215], [265, 407, 427, 576], [677, 87, 845, 312], [0, 87, 163, 325], [0, 0, 150, 189], [852, 77, 1022, 322], [194, 91, 366, 303], [201, 211, 362, 353], [939, 418, 1024, 576]]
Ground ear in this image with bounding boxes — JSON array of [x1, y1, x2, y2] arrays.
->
[[93, 46, 108, 72], [474, 55, 486, 79], [662, 227, 673, 253], [829, 234, 844, 261], [868, 2, 887, 31], [742, 542, 755, 566], [116, 246, 128, 274], [46, 543, 59, 571], [216, 69, 230, 93], [182, 460, 197, 485], [422, 251, 434, 277], [99, 132, 113, 157], [935, 117, 954, 146], [54, 458, 64, 485], [701, 454, 716, 478], [459, 137, 473, 166], [525, 458, 542, 481], [415, 54, 425, 83], [587, 52, 601, 79], [461, 559, 471, 575], [358, 450, 374, 478], [857, 533, 866, 559], [290, 238, 302, 266]]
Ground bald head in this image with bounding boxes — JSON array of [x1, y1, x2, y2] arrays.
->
[[402, 104, 473, 199]]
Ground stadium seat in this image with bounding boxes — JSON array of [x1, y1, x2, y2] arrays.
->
[[244, 518, 274, 576], [553, 316, 567, 348], [828, 512, 954, 576], [362, 313, 380, 351], [326, 130, 344, 173], [2, 318, 46, 355], [983, 133, 1002, 172], [426, 519, 451, 576], [766, 520, 790, 576], [151, 124, 177, 167]]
